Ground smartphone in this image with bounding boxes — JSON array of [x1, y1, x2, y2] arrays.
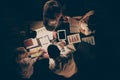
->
[[57, 30, 66, 41]]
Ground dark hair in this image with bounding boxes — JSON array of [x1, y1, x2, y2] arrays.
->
[[47, 44, 60, 58]]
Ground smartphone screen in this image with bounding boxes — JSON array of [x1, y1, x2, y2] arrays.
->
[[57, 30, 66, 40]]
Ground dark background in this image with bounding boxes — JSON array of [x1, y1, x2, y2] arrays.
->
[[1, 0, 120, 80]]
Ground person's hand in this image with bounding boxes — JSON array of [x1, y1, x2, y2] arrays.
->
[[39, 48, 49, 57], [53, 31, 57, 39], [42, 53, 49, 59], [38, 48, 47, 54], [37, 48, 49, 60], [58, 41, 66, 49]]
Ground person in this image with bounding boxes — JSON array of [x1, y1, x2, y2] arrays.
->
[[48, 44, 78, 77], [43, 0, 63, 31], [30, 44, 81, 80], [68, 10, 95, 36], [43, 0, 71, 34], [43, 0, 95, 36], [15, 47, 39, 79], [31, 41, 96, 80]]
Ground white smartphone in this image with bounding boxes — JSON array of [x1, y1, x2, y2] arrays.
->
[[57, 30, 66, 41]]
